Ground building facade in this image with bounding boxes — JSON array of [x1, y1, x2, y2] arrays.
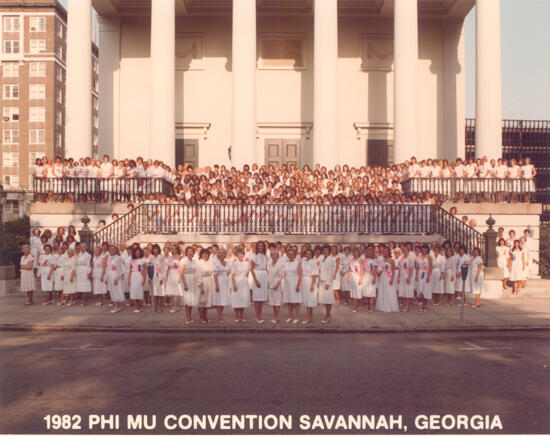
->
[[81, 0, 501, 170], [0, 0, 98, 189]]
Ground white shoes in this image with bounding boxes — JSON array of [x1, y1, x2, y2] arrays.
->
[[292, 319, 299, 324], [110, 308, 120, 314], [255, 319, 264, 324], [286, 318, 293, 323], [321, 318, 330, 324]]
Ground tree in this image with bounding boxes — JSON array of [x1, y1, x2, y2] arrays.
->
[[1, 216, 30, 277], [539, 225, 550, 279]]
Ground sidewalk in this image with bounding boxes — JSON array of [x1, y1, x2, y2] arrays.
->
[[1, 293, 549, 333]]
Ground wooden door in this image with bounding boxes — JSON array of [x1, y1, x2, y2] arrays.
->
[[176, 139, 199, 168], [367, 139, 388, 167], [264, 138, 301, 167]]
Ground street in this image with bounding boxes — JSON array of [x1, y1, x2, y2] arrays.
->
[[0, 331, 548, 434]]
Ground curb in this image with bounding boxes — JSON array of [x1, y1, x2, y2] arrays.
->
[[1, 324, 550, 334]]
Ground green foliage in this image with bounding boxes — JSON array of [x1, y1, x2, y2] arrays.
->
[[540, 225, 550, 279], [1, 216, 30, 277]]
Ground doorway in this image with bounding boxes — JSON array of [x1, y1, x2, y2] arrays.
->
[[264, 138, 301, 167], [175, 139, 199, 168]]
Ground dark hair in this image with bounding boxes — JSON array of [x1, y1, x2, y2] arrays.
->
[[151, 244, 161, 255], [199, 248, 210, 259], [322, 244, 331, 253], [185, 246, 194, 256], [132, 247, 144, 259]]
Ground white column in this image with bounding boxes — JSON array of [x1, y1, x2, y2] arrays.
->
[[231, 0, 257, 168], [475, 0, 502, 159], [97, 17, 120, 159], [66, 0, 92, 159], [393, 0, 419, 163], [313, 0, 339, 168], [150, 0, 176, 167]]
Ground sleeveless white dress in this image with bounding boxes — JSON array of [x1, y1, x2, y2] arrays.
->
[[251, 253, 268, 302], [375, 260, 399, 312], [282, 259, 302, 304]]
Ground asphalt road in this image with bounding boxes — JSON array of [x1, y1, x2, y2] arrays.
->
[[0, 331, 548, 435]]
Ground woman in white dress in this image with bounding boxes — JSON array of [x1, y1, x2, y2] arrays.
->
[[148, 244, 166, 313], [106, 245, 125, 314], [128, 246, 146, 312], [521, 157, 536, 202], [165, 245, 183, 314], [443, 247, 457, 306], [330, 245, 342, 305], [20, 245, 36, 305], [75, 243, 92, 306], [318, 245, 336, 323], [396, 245, 415, 312], [340, 246, 352, 305], [51, 244, 62, 299], [348, 248, 364, 313], [375, 247, 399, 312], [231, 248, 251, 322], [250, 241, 269, 323], [509, 240, 524, 296], [196, 248, 215, 324], [212, 248, 232, 323], [62, 248, 77, 305], [466, 247, 484, 308], [416, 245, 433, 312], [181, 247, 198, 324], [520, 236, 531, 289], [496, 238, 510, 290], [282, 248, 303, 324], [301, 249, 319, 324], [30, 228, 42, 275], [92, 246, 107, 305], [430, 245, 446, 306], [455, 245, 471, 302], [38, 244, 55, 305], [267, 250, 285, 323]]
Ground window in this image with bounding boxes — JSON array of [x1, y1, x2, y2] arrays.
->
[[93, 95, 98, 110], [56, 43, 62, 58], [3, 85, 19, 100], [3, 130, 19, 145], [3, 17, 20, 32], [56, 21, 63, 38], [55, 65, 63, 82], [3, 175, 19, 187], [93, 133, 98, 146], [30, 39, 46, 54], [29, 62, 46, 77], [93, 78, 99, 92], [56, 110, 62, 125], [29, 129, 45, 144], [30, 17, 46, 32], [3, 107, 19, 122], [93, 59, 98, 73], [3, 40, 20, 54], [55, 132, 62, 148], [93, 114, 98, 128], [29, 107, 45, 122], [3, 152, 19, 167], [29, 84, 46, 99], [56, 87, 63, 104], [2, 62, 19, 77], [29, 151, 46, 165]]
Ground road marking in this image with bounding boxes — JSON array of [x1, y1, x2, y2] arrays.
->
[[459, 341, 512, 351], [49, 343, 106, 351]]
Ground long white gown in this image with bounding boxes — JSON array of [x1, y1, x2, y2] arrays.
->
[[363, 258, 378, 298], [301, 258, 319, 308], [231, 260, 251, 308], [510, 249, 524, 282], [129, 258, 146, 300], [282, 259, 302, 304], [92, 253, 107, 295], [267, 259, 284, 306], [212, 257, 231, 306], [416, 255, 432, 299], [181, 257, 199, 307], [375, 260, 399, 312], [467, 256, 484, 294], [318, 255, 335, 305], [165, 257, 183, 297], [430, 253, 445, 295], [496, 246, 510, 279], [75, 252, 92, 293], [397, 255, 415, 298], [349, 257, 363, 299], [62, 256, 77, 295], [251, 253, 268, 302], [196, 259, 214, 308], [107, 255, 124, 302]]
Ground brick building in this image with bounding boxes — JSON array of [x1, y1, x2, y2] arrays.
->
[[0, 0, 98, 188]]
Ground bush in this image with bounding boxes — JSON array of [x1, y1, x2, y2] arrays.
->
[[540, 225, 550, 279], [1, 216, 30, 277]]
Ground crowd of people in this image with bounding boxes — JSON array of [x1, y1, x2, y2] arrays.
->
[[31, 154, 537, 204]]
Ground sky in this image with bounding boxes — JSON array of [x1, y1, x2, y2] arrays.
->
[[61, 0, 550, 121]]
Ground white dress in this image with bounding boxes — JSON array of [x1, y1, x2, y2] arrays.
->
[[75, 252, 92, 293], [92, 254, 107, 295], [39, 253, 54, 292], [267, 259, 284, 306], [148, 255, 166, 297], [130, 258, 146, 300], [107, 255, 124, 302], [301, 258, 319, 308], [165, 257, 183, 297], [282, 259, 302, 304], [362, 258, 378, 298], [375, 260, 399, 312], [62, 256, 77, 295], [251, 253, 268, 302], [430, 254, 445, 295], [510, 249, 524, 282], [397, 255, 415, 298], [181, 257, 199, 307], [318, 255, 335, 305], [340, 255, 352, 291], [332, 253, 344, 290], [496, 246, 510, 279], [52, 253, 63, 291], [444, 256, 457, 294], [231, 260, 251, 308], [196, 259, 214, 308], [20, 255, 36, 292], [467, 256, 484, 294], [416, 255, 431, 299], [349, 258, 363, 299], [30, 236, 42, 268], [212, 257, 231, 306]]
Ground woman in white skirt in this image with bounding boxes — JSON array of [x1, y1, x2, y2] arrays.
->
[[282, 248, 302, 324], [128, 246, 146, 312], [318, 245, 336, 324], [38, 244, 55, 305], [348, 248, 364, 313], [250, 241, 269, 323], [196, 248, 215, 324], [444, 247, 457, 306], [92, 246, 107, 305], [75, 243, 92, 306], [231, 248, 251, 322], [396, 245, 415, 312], [466, 247, 484, 308], [301, 249, 319, 324], [363, 245, 378, 312], [212, 247, 231, 323], [509, 240, 524, 296], [330, 245, 342, 305], [165, 245, 183, 314], [267, 250, 284, 323], [416, 245, 433, 312], [148, 244, 166, 313], [20, 245, 36, 305], [340, 246, 352, 305], [181, 247, 198, 325], [375, 247, 399, 312], [62, 248, 77, 305], [430, 244, 446, 306], [30, 228, 42, 276], [496, 238, 510, 290], [106, 245, 125, 313]]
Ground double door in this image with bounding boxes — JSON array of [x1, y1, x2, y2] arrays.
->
[[264, 138, 300, 167]]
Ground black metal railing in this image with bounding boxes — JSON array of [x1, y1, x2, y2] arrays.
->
[[402, 177, 536, 203], [32, 177, 173, 202], [92, 203, 484, 256]]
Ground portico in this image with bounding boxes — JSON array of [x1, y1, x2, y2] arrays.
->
[[76, 0, 503, 168]]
